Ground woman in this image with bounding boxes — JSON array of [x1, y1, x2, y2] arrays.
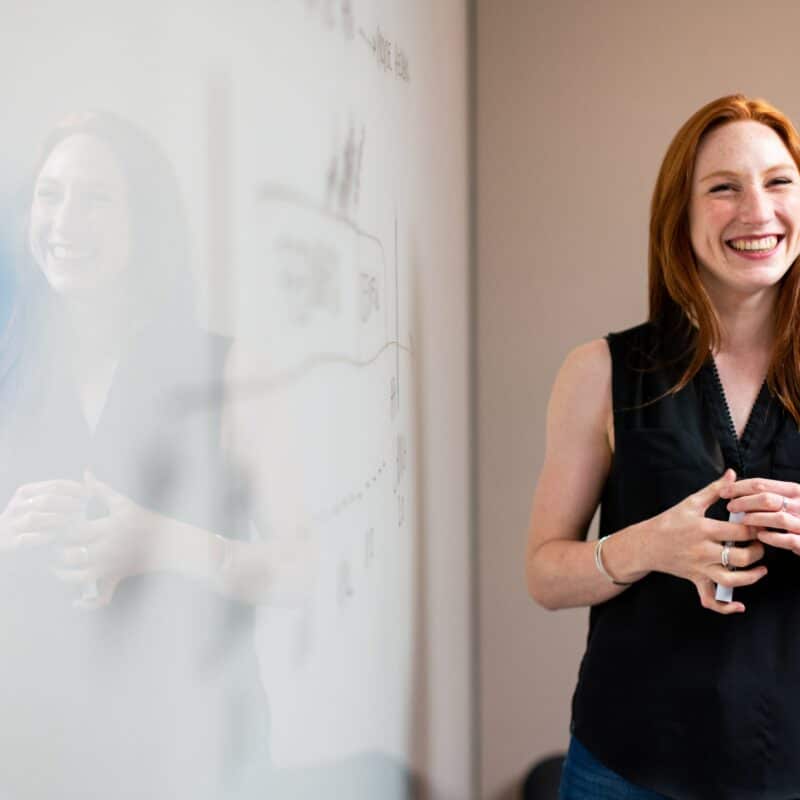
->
[[526, 94, 800, 799], [0, 110, 278, 798]]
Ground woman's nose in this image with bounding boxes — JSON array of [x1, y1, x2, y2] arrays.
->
[[51, 193, 86, 237], [739, 186, 774, 225]]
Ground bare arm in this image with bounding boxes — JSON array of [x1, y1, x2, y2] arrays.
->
[[525, 339, 652, 610], [56, 473, 315, 609], [161, 520, 315, 607]]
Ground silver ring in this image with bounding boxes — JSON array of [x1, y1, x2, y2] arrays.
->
[[721, 543, 731, 569], [79, 545, 90, 566], [783, 496, 790, 513]]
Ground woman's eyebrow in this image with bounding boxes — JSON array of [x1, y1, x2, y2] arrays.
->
[[35, 175, 119, 193], [698, 163, 799, 182]]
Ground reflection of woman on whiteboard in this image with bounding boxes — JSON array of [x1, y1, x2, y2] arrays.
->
[[526, 95, 800, 799], [0, 110, 310, 798]]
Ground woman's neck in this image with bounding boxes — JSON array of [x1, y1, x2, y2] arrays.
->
[[63, 294, 133, 363], [704, 284, 777, 359]]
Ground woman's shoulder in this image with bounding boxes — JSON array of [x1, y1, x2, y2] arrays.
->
[[556, 322, 656, 433], [560, 320, 653, 378], [561, 337, 611, 382], [553, 338, 613, 425]]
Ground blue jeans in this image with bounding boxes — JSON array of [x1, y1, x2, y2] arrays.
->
[[559, 736, 670, 799]]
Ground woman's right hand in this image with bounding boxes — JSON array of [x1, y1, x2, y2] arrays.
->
[[648, 468, 767, 614], [0, 480, 88, 552]]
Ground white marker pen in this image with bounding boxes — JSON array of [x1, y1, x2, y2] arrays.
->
[[715, 510, 745, 603]]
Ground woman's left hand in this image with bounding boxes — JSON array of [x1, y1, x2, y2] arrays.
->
[[720, 477, 800, 554], [52, 472, 163, 609]]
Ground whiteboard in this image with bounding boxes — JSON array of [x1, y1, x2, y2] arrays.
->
[[0, 1, 472, 797]]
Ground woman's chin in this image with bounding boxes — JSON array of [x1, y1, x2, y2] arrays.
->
[[44, 273, 95, 296], [42, 263, 120, 299], [701, 265, 790, 301]]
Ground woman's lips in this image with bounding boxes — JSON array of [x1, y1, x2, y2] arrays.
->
[[725, 234, 784, 260], [48, 243, 94, 261]]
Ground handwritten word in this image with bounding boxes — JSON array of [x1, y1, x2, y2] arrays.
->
[[359, 272, 380, 322], [359, 25, 411, 83], [275, 237, 341, 325], [326, 123, 366, 214]]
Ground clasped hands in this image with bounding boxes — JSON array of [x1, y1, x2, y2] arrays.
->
[[0, 472, 164, 610], [653, 468, 800, 615]]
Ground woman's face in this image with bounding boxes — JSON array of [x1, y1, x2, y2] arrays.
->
[[689, 120, 800, 302], [29, 133, 130, 296]]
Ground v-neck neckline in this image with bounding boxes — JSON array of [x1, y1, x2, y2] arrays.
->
[[77, 358, 120, 436], [706, 356, 771, 473]]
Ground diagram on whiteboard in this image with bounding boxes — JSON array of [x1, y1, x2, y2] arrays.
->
[[212, 1, 418, 767]]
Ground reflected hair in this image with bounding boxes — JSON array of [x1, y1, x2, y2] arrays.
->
[[649, 93, 800, 427]]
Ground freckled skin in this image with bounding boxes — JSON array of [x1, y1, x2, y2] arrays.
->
[[689, 120, 800, 304]]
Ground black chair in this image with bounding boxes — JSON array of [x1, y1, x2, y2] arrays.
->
[[522, 753, 565, 800]]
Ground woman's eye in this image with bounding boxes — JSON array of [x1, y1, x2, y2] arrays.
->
[[709, 184, 734, 193], [84, 191, 114, 208], [35, 187, 61, 203], [769, 177, 793, 186]]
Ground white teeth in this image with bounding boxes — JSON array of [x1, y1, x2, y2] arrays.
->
[[729, 235, 779, 251], [50, 245, 90, 260]]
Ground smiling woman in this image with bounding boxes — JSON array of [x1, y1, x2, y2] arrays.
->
[[29, 133, 131, 295], [0, 111, 270, 799], [689, 121, 800, 301], [526, 95, 800, 800]]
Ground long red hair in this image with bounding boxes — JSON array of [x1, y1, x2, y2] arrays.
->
[[650, 94, 800, 426]]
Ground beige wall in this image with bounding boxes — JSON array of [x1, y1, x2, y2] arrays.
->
[[476, 1, 800, 797]]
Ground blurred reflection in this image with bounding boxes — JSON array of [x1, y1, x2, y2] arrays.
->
[[0, 111, 289, 798]]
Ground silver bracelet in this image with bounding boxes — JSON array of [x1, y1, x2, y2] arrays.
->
[[594, 535, 633, 586]]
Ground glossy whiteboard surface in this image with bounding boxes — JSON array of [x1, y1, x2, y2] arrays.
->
[[0, 2, 471, 798]]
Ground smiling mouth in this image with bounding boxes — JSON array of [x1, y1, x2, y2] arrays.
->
[[48, 243, 95, 261], [725, 234, 784, 252]]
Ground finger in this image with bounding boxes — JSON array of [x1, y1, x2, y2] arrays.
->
[[16, 481, 89, 501], [736, 511, 800, 533], [706, 519, 754, 542], [725, 491, 786, 515], [692, 468, 737, 511], [720, 477, 800, 500], [14, 511, 77, 533], [707, 540, 765, 568], [695, 579, 745, 614], [11, 532, 56, 550], [709, 564, 768, 588], [51, 566, 97, 584], [757, 530, 800, 555], [731, 542, 766, 567], [17, 495, 87, 516]]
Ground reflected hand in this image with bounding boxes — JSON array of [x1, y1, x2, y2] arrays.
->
[[0, 480, 88, 551], [53, 472, 162, 609], [217, 531, 319, 605], [721, 477, 800, 555], [649, 468, 767, 614]]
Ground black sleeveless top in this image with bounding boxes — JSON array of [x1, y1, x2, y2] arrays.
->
[[570, 321, 800, 800], [0, 313, 269, 798]]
